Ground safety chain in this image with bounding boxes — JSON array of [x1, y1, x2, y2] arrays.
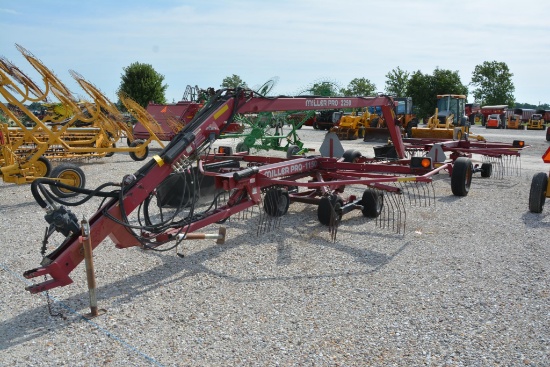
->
[[39, 226, 66, 320]]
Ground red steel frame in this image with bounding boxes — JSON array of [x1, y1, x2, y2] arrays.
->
[[22, 91, 522, 293]]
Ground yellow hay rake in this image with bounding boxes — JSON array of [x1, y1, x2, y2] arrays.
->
[[0, 44, 165, 185]]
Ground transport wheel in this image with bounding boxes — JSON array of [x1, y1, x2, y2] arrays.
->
[[313, 121, 319, 130], [361, 189, 383, 218], [105, 143, 116, 157], [286, 144, 300, 158], [236, 142, 249, 153], [451, 157, 473, 196], [480, 162, 492, 178], [49, 164, 86, 198], [546, 127, 550, 141], [342, 149, 361, 163], [34, 156, 52, 178], [129, 140, 149, 161], [317, 195, 343, 226], [263, 188, 290, 217], [528, 172, 548, 213]]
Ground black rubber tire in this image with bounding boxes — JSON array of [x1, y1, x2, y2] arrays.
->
[[546, 127, 550, 141], [236, 142, 249, 153], [317, 195, 343, 226], [406, 120, 418, 138], [49, 164, 86, 198], [361, 189, 383, 218], [480, 162, 492, 178], [451, 157, 473, 196], [312, 121, 319, 130], [342, 149, 361, 163], [263, 188, 290, 217], [34, 156, 52, 178], [129, 140, 149, 161], [286, 144, 300, 158], [528, 172, 548, 213], [105, 143, 116, 157]]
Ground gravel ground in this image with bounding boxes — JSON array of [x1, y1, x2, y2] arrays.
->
[[1, 127, 549, 366]]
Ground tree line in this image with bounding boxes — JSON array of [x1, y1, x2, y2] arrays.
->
[[117, 60, 543, 121]]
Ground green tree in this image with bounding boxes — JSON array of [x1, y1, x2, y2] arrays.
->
[[340, 78, 376, 97], [309, 81, 340, 96], [470, 61, 515, 106], [406, 67, 468, 121], [221, 74, 248, 89], [384, 67, 409, 97], [118, 62, 168, 108]]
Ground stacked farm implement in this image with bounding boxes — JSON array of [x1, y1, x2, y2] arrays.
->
[[0, 44, 164, 187]]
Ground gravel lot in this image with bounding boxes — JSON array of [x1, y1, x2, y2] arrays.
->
[[1, 126, 549, 366]]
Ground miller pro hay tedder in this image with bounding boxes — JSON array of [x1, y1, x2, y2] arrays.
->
[[19, 86, 530, 301]]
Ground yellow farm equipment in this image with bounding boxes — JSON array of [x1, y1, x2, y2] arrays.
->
[[0, 44, 164, 185], [362, 97, 418, 141], [507, 114, 523, 129], [526, 113, 545, 130], [330, 109, 369, 140], [411, 94, 485, 141]]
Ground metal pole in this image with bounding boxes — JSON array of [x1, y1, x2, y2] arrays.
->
[[81, 218, 106, 318]]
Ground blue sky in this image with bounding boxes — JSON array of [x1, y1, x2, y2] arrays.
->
[[2, 0, 549, 105]]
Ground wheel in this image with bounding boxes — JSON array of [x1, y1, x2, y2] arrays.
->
[[528, 172, 548, 213], [105, 142, 116, 157], [33, 156, 52, 178], [406, 120, 418, 138], [361, 189, 383, 218], [49, 164, 86, 198], [286, 144, 300, 158], [312, 121, 319, 130], [546, 127, 550, 141], [453, 128, 463, 141], [317, 195, 343, 226], [263, 188, 290, 217], [342, 149, 361, 163], [236, 142, 249, 153], [451, 157, 473, 196], [347, 130, 358, 140], [480, 162, 492, 178], [129, 140, 149, 161]]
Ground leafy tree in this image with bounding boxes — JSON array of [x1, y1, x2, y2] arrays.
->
[[308, 81, 340, 96], [221, 74, 247, 89], [432, 68, 468, 97], [406, 67, 468, 121], [338, 79, 375, 114], [406, 71, 434, 121], [384, 67, 409, 97], [340, 77, 376, 97], [470, 61, 514, 106], [27, 102, 43, 112], [118, 62, 168, 108]]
